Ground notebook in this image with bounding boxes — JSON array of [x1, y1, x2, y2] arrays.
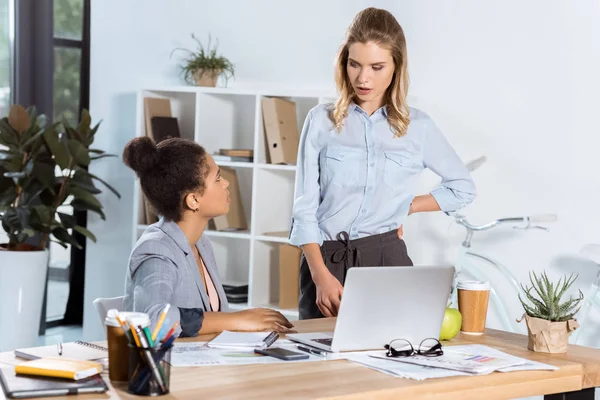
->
[[15, 358, 102, 381], [207, 331, 279, 350], [0, 367, 108, 399], [14, 341, 107, 363]]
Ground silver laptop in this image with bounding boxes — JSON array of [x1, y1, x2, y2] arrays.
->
[[287, 266, 454, 352]]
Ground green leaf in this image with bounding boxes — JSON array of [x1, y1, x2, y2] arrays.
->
[[31, 159, 57, 189], [0, 150, 19, 161], [50, 239, 68, 249], [4, 171, 26, 180], [71, 170, 101, 194], [88, 172, 121, 198], [0, 119, 19, 147], [70, 186, 102, 209], [78, 110, 91, 136], [74, 225, 97, 242], [58, 212, 76, 228], [33, 205, 54, 226], [70, 198, 106, 220], [43, 126, 70, 169], [68, 140, 90, 167], [90, 153, 118, 161], [21, 129, 45, 150], [52, 227, 82, 249], [88, 149, 105, 154]]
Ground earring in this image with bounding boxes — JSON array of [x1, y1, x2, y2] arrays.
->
[[194, 208, 199, 212]]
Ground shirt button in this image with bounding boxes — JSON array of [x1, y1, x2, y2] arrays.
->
[[352, 227, 357, 232], [361, 209, 366, 214], [370, 162, 375, 167], [367, 186, 372, 191]]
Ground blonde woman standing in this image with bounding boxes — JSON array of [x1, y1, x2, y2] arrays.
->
[[290, 8, 477, 320]]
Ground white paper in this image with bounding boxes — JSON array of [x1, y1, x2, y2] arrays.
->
[[207, 330, 278, 350], [170, 341, 327, 367], [448, 344, 558, 372], [344, 352, 470, 381]]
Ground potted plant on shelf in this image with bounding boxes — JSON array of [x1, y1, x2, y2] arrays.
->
[[171, 33, 235, 87], [0, 105, 120, 350], [518, 270, 583, 353]]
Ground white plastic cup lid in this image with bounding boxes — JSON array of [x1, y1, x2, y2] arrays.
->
[[104, 309, 121, 327], [105, 311, 149, 327], [457, 280, 490, 291]]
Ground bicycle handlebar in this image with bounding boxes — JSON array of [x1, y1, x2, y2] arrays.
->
[[454, 214, 558, 232]]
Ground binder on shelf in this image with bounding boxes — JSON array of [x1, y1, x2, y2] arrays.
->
[[261, 97, 300, 165], [141, 97, 173, 225], [209, 167, 247, 231], [278, 244, 302, 309], [143, 97, 172, 141]]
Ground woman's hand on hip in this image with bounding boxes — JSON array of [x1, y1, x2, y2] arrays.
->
[[313, 270, 344, 317]]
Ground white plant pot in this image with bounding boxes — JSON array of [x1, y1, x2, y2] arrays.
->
[[0, 249, 49, 351]]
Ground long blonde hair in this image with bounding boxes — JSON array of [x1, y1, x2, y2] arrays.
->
[[332, 8, 410, 137]]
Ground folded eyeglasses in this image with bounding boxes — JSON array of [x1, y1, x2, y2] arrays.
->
[[384, 338, 444, 358]]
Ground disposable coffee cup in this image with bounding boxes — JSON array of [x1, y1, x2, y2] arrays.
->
[[105, 310, 149, 381], [457, 281, 490, 335]]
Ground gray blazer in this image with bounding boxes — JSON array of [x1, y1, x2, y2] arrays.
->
[[123, 219, 230, 337]]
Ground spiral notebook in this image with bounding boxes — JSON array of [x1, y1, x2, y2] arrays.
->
[[14, 342, 107, 363]]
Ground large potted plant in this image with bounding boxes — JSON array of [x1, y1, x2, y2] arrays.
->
[[171, 34, 235, 87], [518, 271, 583, 353], [0, 105, 120, 350]]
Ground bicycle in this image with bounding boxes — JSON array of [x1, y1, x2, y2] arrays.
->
[[448, 213, 558, 333], [568, 244, 600, 345]]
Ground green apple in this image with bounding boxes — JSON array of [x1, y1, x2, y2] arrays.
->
[[439, 306, 462, 341]]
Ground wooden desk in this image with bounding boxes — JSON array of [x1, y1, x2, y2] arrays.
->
[[0, 318, 599, 399]]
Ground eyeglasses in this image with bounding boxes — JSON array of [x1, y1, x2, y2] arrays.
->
[[384, 338, 444, 358]]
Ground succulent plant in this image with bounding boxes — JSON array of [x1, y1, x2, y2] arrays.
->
[[519, 270, 583, 322]]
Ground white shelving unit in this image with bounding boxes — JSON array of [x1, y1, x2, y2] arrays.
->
[[132, 86, 336, 320]]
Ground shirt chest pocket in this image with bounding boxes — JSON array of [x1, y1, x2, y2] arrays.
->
[[383, 151, 423, 192], [323, 146, 367, 187]]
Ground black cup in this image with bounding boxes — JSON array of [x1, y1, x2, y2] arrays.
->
[[127, 344, 172, 396]]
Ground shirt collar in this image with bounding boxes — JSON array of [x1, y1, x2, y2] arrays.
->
[[349, 101, 388, 117], [157, 218, 194, 256]]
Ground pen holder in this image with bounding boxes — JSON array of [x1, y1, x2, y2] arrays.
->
[[127, 344, 172, 396]]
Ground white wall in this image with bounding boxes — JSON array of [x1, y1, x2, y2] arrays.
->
[[87, 0, 600, 346], [386, 0, 600, 343]]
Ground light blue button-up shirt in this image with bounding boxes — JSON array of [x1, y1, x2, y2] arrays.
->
[[289, 103, 476, 247]]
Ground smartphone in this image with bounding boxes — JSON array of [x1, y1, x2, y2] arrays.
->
[[254, 347, 309, 361]]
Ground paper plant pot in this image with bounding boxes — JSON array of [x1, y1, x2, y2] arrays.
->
[[193, 69, 221, 87], [521, 314, 579, 353]]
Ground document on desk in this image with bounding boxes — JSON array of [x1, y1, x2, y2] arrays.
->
[[447, 344, 559, 372], [368, 345, 557, 376], [170, 341, 326, 367], [344, 352, 470, 381]]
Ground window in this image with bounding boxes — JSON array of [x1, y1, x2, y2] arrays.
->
[[0, 0, 13, 118], [46, 0, 90, 327]]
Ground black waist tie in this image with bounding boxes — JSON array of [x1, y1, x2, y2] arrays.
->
[[298, 229, 414, 320], [331, 231, 363, 284]]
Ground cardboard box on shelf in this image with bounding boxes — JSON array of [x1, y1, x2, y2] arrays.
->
[[209, 167, 248, 231], [278, 244, 302, 309], [261, 97, 300, 165]]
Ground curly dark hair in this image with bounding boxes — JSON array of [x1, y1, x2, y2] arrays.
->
[[122, 137, 210, 221]]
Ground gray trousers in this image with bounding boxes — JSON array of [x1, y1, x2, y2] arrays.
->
[[298, 230, 413, 320]]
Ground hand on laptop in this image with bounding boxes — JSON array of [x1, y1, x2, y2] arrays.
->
[[314, 270, 344, 317]]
